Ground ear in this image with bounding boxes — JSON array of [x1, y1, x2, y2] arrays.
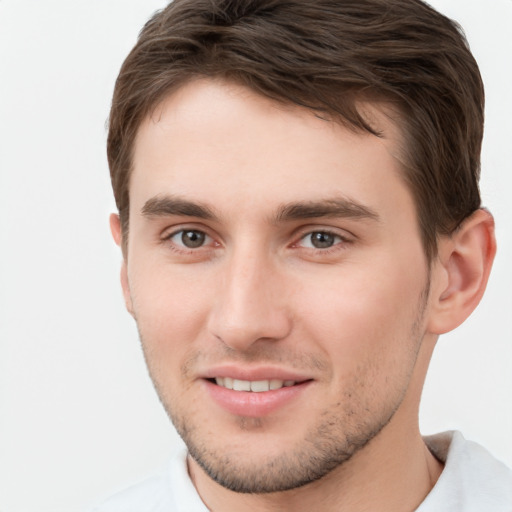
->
[[109, 213, 134, 316], [427, 209, 496, 335]]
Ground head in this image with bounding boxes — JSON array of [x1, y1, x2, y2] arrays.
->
[[108, 0, 485, 263], [107, 0, 495, 498]]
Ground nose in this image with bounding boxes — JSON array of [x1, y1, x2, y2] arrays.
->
[[207, 246, 292, 351]]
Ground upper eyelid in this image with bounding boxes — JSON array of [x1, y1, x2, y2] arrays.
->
[[294, 231, 349, 250], [299, 230, 345, 240], [162, 224, 214, 239], [293, 225, 355, 241], [159, 224, 355, 247], [168, 228, 212, 239], [163, 229, 217, 254], [161, 227, 217, 250]]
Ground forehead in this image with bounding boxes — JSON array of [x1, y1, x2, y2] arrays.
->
[[130, 79, 411, 222]]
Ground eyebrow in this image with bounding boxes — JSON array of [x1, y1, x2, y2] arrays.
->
[[141, 194, 380, 223], [142, 195, 217, 220], [275, 198, 380, 223]]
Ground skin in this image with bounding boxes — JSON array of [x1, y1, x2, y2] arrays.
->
[[111, 79, 496, 511]]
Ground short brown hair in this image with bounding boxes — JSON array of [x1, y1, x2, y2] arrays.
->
[[108, 0, 484, 261]]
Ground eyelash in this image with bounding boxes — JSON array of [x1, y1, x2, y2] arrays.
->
[[161, 227, 352, 256], [163, 228, 217, 253], [293, 229, 351, 253]]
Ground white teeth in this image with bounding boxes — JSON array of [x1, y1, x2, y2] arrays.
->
[[214, 378, 296, 392], [233, 379, 251, 391], [269, 379, 284, 390], [250, 380, 270, 392]]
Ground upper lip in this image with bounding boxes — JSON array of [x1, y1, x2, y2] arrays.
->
[[200, 365, 313, 383]]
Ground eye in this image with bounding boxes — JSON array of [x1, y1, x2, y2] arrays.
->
[[298, 231, 343, 249], [169, 229, 211, 249]]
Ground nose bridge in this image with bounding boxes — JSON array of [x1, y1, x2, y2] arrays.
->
[[208, 240, 291, 350]]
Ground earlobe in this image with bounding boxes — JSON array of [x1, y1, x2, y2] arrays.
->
[[109, 213, 134, 316], [427, 209, 496, 335]]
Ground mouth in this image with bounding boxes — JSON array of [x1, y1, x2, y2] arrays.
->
[[203, 375, 313, 417], [208, 377, 299, 392]]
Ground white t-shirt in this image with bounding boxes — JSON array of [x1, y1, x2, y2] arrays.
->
[[89, 431, 512, 511]]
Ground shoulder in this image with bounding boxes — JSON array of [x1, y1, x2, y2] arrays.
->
[[87, 447, 208, 512], [418, 431, 512, 511]]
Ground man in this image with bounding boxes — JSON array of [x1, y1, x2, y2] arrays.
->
[[93, 0, 512, 510]]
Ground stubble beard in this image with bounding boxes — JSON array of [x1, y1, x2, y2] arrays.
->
[[140, 278, 431, 494], [175, 395, 399, 494]]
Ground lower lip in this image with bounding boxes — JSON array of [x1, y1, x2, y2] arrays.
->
[[203, 379, 312, 418]]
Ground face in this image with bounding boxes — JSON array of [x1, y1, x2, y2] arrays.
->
[[121, 79, 433, 493]]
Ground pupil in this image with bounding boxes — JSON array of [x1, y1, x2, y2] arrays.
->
[[311, 232, 334, 248], [182, 230, 205, 248]]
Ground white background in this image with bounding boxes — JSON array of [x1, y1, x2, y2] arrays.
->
[[0, 1, 511, 510]]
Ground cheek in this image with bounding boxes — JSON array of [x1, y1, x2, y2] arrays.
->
[[128, 262, 214, 358], [296, 261, 427, 374], [130, 270, 213, 409]]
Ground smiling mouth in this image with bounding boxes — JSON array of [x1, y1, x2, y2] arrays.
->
[[209, 377, 304, 392], [204, 376, 313, 417]]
